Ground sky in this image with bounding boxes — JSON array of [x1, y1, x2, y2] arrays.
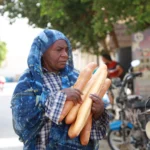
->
[[0, 15, 43, 77], [0, 15, 85, 78]]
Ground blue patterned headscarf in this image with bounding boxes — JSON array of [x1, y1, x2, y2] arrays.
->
[[28, 29, 77, 92], [11, 29, 79, 146]]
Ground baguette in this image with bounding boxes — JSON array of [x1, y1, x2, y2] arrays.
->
[[98, 78, 111, 98], [80, 113, 92, 145]]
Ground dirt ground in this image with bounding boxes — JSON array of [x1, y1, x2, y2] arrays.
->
[[99, 139, 111, 150]]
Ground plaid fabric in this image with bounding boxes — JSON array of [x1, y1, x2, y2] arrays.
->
[[36, 71, 109, 149], [91, 109, 109, 139], [36, 71, 66, 150]]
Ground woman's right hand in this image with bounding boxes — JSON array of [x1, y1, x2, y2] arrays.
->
[[62, 88, 83, 105]]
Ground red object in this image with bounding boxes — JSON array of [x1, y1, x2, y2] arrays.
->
[[106, 61, 119, 78]]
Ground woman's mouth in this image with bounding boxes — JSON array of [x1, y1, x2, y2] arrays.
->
[[59, 61, 67, 65]]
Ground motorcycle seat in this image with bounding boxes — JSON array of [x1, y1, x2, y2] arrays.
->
[[131, 99, 150, 110]]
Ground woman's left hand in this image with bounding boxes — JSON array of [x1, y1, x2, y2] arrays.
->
[[90, 94, 104, 120]]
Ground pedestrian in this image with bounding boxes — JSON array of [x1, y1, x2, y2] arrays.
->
[[11, 29, 109, 150], [101, 52, 124, 80]]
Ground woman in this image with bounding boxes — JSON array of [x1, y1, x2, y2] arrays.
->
[[11, 29, 109, 150]]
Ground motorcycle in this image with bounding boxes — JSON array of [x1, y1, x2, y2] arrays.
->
[[106, 60, 140, 122], [107, 60, 150, 150]]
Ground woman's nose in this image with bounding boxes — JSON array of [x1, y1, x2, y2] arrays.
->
[[61, 49, 68, 57]]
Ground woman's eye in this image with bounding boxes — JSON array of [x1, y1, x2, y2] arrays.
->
[[57, 48, 62, 52]]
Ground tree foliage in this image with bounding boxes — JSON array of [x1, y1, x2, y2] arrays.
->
[[1, 0, 150, 55], [0, 41, 7, 67]]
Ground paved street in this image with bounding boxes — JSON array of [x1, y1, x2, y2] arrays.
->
[[99, 140, 111, 150], [0, 83, 23, 150], [0, 83, 111, 150]]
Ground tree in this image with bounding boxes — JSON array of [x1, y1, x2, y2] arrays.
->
[[0, 0, 4, 5], [0, 41, 7, 67], [1, 0, 150, 64]]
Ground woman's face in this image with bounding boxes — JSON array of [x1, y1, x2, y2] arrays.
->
[[42, 40, 69, 72]]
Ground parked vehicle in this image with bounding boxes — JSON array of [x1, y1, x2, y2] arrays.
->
[[106, 60, 139, 121], [107, 60, 150, 150]]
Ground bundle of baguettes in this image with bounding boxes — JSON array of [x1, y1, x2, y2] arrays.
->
[[68, 64, 108, 139], [59, 62, 97, 122], [59, 62, 111, 145]]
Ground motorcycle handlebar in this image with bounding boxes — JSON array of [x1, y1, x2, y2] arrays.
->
[[125, 72, 142, 82], [133, 72, 142, 78]]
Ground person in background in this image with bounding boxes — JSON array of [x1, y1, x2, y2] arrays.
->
[[101, 53, 124, 80], [11, 29, 109, 150], [100, 52, 124, 107]]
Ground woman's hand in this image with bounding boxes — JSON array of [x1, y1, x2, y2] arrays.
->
[[90, 94, 104, 120], [62, 88, 83, 104]]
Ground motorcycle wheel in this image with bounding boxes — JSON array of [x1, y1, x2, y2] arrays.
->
[[107, 128, 140, 150]]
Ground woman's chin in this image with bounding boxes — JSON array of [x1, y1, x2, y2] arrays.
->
[[59, 64, 66, 69]]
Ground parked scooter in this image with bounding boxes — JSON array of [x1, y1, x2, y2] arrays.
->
[[107, 60, 148, 150]]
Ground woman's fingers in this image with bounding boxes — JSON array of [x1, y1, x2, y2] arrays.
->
[[91, 106, 96, 114], [63, 88, 83, 104], [90, 94, 104, 120], [89, 94, 101, 102], [73, 88, 83, 103], [74, 88, 83, 95]]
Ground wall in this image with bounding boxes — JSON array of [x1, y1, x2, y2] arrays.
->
[[73, 50, 98, 71], [132, 29, 150, 98]]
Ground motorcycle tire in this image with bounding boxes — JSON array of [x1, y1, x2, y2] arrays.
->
[[107, 127, 138, 150]]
